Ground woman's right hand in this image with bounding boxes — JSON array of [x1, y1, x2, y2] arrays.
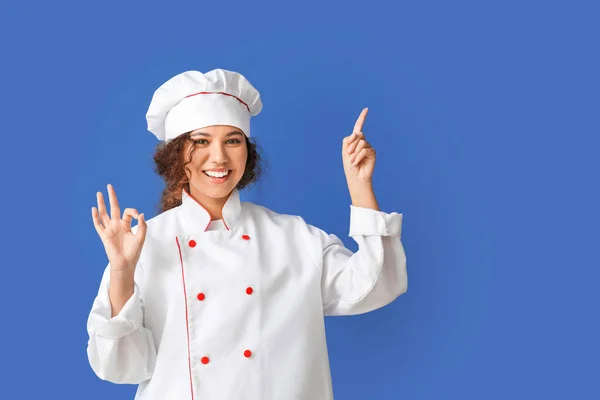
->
[[92, 183, 147, 274]]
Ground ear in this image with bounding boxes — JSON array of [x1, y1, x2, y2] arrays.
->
[[183, 164, 192, 182]]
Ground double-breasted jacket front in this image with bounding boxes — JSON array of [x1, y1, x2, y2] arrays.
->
[[87, 188, 407, 400]]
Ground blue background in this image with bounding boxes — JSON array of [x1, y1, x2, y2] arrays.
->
[[1, 0, 598, 399]]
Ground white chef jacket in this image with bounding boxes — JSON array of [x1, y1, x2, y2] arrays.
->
[[86, 187, 407, 400]]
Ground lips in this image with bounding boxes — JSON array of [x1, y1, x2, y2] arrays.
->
[[203, 169, 231, 177], [203, 169, 232, 183]]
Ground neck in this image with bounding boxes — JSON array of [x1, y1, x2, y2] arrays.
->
[[187, 184, 231, 221]]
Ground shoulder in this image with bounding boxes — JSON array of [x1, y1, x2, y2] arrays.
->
[[242, 201, 326, 245], [129, 205, 179, 240], [129, 207, 182, 269], [242, 201, 304, 227]]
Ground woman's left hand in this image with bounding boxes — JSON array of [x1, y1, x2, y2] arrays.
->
[[342, 108, 376, 185]]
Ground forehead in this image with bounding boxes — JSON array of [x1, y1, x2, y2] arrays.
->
[[190, 125, 244, 137]]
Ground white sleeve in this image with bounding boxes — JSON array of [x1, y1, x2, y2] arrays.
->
[[86, 261, 157, 384], [299, 205, 408, 316]]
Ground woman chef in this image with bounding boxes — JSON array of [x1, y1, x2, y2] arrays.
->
[[86, 68, 408, 400]]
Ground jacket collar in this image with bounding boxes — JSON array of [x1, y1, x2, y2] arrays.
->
[[180, 187, 242, 232]]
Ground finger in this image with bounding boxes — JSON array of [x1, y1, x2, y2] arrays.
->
[[343, 133, 358, 156], [107, 184, 121, 220], [122, 208, 139, 230], [352, 148, 369, 166], [343, 132, 357, 150], [350, 139, 368, 161], [347, 133, 365, 154], [353, 108, 369, 134], [344, 132, 355, 144], [136, 213, 148, 243], [97, 191, 110, 226], [91, 207, 105, 236]]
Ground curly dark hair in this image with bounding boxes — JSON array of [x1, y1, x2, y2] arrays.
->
[[153, 131, 264, 214]]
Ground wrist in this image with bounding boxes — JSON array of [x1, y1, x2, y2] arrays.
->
[[110, 268, 135, 286], [348, 182, 379, 210]]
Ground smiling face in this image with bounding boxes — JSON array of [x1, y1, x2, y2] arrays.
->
[[184, 125, 248, 202]]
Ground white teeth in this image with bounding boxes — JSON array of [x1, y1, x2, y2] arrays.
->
[[204, 170, 229, 178]]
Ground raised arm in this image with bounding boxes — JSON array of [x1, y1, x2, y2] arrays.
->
[[310, 107, 408, 315]]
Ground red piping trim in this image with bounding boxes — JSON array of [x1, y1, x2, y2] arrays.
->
[[183, 187, 231, 231], [176, 236, 195, 400], [184, 91, 250, 113]]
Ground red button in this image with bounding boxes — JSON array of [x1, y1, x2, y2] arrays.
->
[[246, 287, 253, 295], [197, 293, 205, 301], [201, 356, 209, 364], [189, 240, 196, 248], [242, 234, 250, 240], [244, 350, 252, 358]]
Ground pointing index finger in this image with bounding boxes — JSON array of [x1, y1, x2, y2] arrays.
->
[[353, 108, 369, 134]]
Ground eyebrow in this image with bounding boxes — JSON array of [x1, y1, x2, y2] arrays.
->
[[191, 131, 244, 138]]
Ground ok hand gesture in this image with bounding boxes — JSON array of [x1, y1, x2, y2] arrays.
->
[[91, 184, 147, 273]]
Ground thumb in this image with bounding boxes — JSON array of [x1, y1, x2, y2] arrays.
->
[[136, 213, 148, 242], [342, 132, 356, 152]]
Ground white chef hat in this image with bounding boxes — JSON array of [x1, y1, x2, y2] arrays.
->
[[146, 68, 263, 142]]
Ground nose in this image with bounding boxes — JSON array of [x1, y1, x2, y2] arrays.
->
[[209, 141, 228, 163]]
